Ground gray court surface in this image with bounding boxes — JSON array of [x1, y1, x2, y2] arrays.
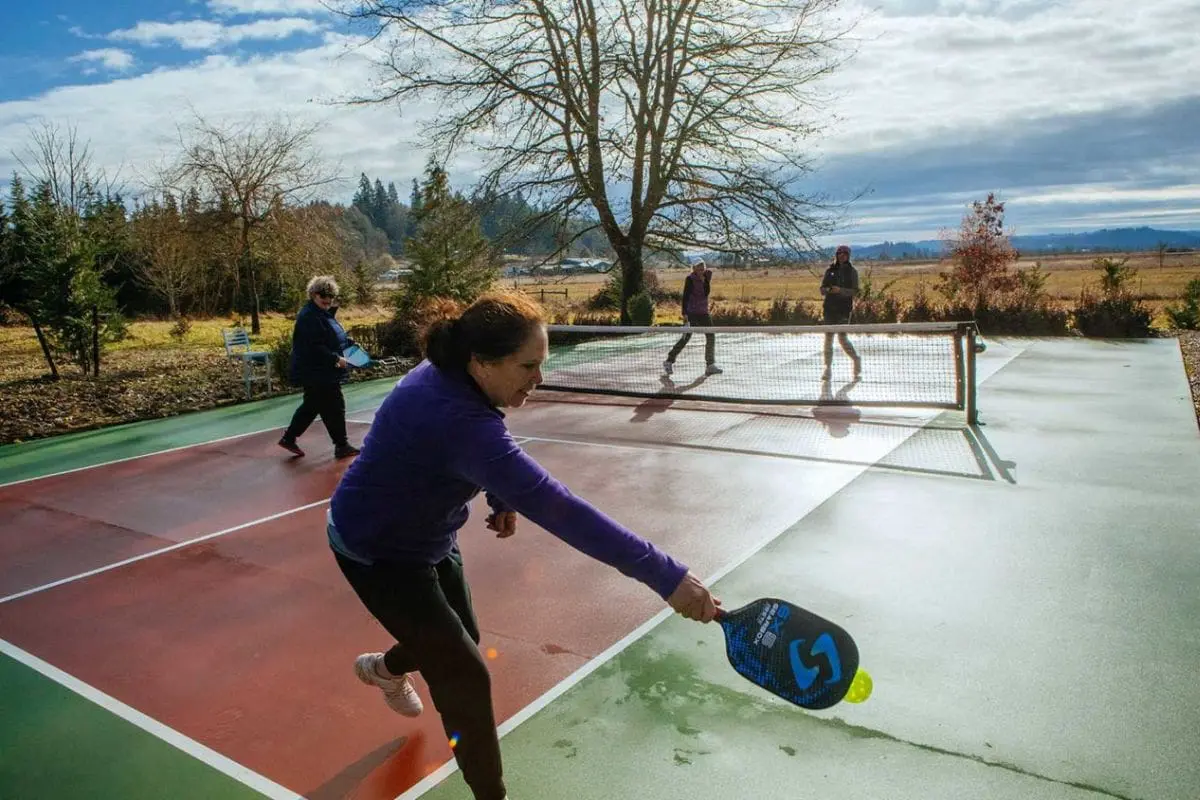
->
[[419, 336, 1200, 800]]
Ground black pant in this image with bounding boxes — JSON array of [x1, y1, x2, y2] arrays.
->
[[667, 312, 715, 365], [334, 549, 505, 800], [284, 382, 348, 446]]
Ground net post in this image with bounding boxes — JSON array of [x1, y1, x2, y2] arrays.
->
[[953, 326, 966, 412], [965, 322, 979, 425]]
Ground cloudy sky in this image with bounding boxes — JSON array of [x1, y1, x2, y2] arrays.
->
[[1, 0, 1197, 244]]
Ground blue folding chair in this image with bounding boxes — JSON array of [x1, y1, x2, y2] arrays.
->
[[222, 327, 273, 399]]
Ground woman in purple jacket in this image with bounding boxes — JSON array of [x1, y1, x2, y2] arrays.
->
[[328, 290, 719, 800]]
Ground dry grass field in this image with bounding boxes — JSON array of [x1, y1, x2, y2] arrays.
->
[[509, 250, 1200, 326]]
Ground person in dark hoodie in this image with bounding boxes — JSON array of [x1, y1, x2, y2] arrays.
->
[[327, 290, 720, 800], [819, 244, 863, 381], [278, 276, 361, 459], [663, 259, 722, 376]]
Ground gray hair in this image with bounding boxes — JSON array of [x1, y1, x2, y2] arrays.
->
[[306, 275, 340, 297]]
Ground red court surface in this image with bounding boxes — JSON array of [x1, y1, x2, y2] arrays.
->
[[0, 405, 855, 799]]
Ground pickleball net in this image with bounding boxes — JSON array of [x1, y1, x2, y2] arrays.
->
[[540, 321, 981, 418]]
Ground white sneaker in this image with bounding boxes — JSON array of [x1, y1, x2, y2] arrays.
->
[[705, 364, 723, 375], [662, 360, 674, 375], [354, 653, 424, 717]]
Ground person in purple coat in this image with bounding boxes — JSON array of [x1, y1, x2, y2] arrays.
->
[[663, 259, 723, 376], [327, 290, 720, 800]]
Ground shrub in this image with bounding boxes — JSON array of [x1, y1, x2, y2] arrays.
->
[[941, 300, 1070, 336], [270, 332, 292, 384], [588, 268, 678, 311], [629, 291, 656, 325], [568, 310, 621, 326], [851, 271, 903, 323], [768, 298, 821, 325], [169, 316, 192, 340], [1071, 257, 1154, 337], [708, 301, 768, 325], [1073, 293, 1153, 337], [1165, 278, 1200, 330], [902, 283, 940, 322], [382, 296, 464, 358]]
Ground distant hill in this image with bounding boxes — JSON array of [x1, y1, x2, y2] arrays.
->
[[843, 227, 1200, 261]]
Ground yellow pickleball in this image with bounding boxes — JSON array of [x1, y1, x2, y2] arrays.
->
[[843, 668, 873, 704]]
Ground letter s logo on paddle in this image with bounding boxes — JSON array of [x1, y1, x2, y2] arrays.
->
[[788, 633, 842, 691]]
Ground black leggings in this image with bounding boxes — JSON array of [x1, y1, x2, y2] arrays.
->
[[667, 312, 715, 365], [284, 382, 348, 446], [334, 549, 505, 800]]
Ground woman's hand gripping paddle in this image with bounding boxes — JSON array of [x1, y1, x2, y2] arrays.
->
[[715, 598, 872, 709]]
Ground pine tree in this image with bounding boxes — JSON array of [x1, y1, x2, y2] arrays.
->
[[401, 161, 497, 307], [352, 173, 373, 216], [407, 178, 422, 240], [372, 179, 389, 229]]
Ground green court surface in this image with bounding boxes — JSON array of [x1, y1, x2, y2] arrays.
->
[[0, 378, 398, 486], [0, 651, 264, 799]]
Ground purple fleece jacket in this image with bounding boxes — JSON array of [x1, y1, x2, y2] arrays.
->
[[328, 361, 688, 600]]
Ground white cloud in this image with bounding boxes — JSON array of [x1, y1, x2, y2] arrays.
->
[[822, 0, 1200, 155], [3, 0, 1198, 241], [69, 48, 135, 72], [208, 0, 331, 15], [108, 17, 323, 50], [1016, 185, 1200, 207], [0, 36, 441, 204]]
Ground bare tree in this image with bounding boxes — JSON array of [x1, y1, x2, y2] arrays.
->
[[15, 121, 121, 216], [255, 202, 347, 308], [167, 114, 335, 333], [343, 0, 855, 321], [129, 193, 200, 318]]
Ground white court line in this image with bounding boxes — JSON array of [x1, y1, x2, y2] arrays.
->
[[0, 499, 329, 606], [0, 425, 281, 490], [397, 425, 928, 799], [0, 404, 381, 491], [0, 638, 302, 800]]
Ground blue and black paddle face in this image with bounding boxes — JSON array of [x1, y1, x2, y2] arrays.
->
[[717, 598, 859, 710]]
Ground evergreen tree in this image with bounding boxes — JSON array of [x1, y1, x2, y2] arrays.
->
[[401, 161, 497, 306], [372, 179, 389, 229], [352, 173, 374, 217], [407, 178, 422, 240]]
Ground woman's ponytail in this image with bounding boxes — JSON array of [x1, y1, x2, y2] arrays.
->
[[422, 316, 468, 369]]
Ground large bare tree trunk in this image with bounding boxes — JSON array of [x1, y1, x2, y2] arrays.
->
[[616, 245, 644, 325]]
